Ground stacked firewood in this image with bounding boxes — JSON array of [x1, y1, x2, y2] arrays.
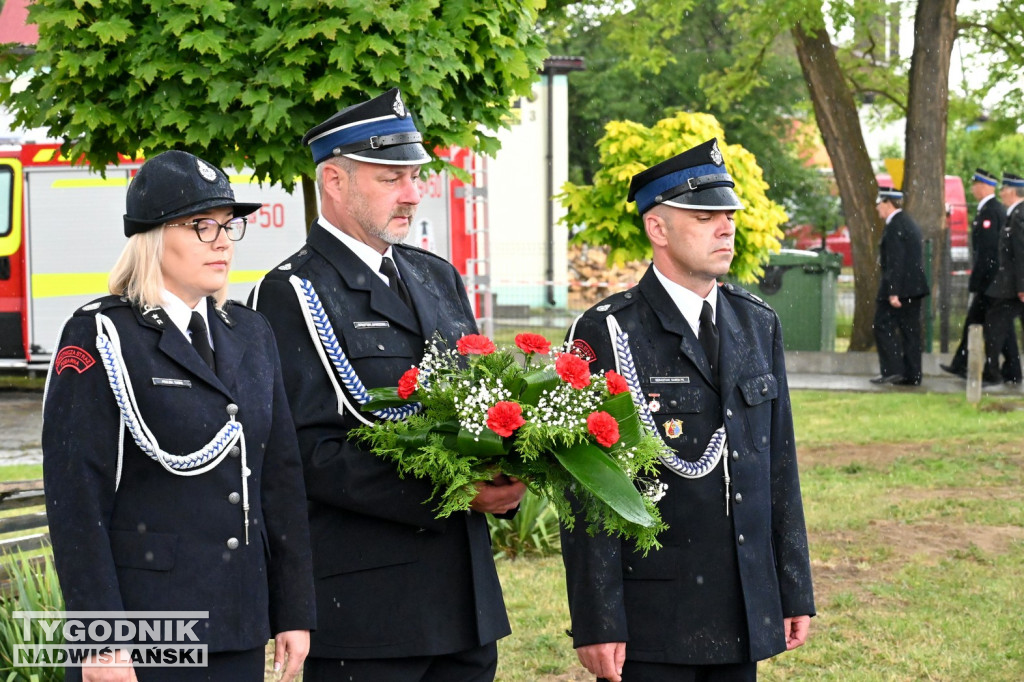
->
[[568, 244, 648, 308]]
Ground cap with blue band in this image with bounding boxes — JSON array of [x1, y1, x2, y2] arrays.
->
[[627, 138, 744, 214], [1003, 172, 1024, 188], [302, 88, 431, 166], [973, 168, 998, 187]]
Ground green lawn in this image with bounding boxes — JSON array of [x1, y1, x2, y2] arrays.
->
[[495, 391, 1024, 681], [5, 391, 1023, 681]]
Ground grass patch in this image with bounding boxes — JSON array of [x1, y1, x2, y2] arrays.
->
[[0, 465, 42, 483], [496, 389, 1024, 680]]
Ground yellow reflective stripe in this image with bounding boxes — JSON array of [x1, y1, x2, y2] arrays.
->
[[32, 273, 109, 298], [33, 271, 267, 297], [0, 158, 24, 258], [51, 177, 129, 189]]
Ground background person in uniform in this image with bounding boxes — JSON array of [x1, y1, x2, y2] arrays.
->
[[941, 168, 1019, 380], [870, 187, 931, 386], [250, 88, 526, 682], [42, 151, 315, 682], [560, 139, 814, 682], [981, 172, 1024, 385]]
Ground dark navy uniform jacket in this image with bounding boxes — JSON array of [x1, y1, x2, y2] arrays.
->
[[560, 267, 815, 665], [968, 196, 1005, 294], [876, 210, 930, 302], [42, 296, 315, 652], [985, 203, 1024, 300], [251, 222, 510, 659]]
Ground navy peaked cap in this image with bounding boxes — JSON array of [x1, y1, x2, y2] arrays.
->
[[627, 138, 743, 215], [302, 88, 431, 166]]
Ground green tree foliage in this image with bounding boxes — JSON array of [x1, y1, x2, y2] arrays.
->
[[545, 0, 822, 215], [560, 111, 787, 283], [0, 0, 547, 192]]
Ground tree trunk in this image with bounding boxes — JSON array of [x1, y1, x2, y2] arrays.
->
[[903, 0, 959, 341], [302, 174, 318, 233], [791, 17, 881, 351]]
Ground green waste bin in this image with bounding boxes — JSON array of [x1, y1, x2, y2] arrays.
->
[[742, 249, 841, 351]]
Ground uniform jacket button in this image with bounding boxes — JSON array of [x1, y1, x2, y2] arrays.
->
[[226, 537, 239, 550], [377, 344, 385, 351], [734, 492, 743, 503], [229, 446, 240, 458], [228, 492, 241, 504], [731, 450, 739, 461], [761, 383, 769, 395], [737, 534, 745, 545], [625, 565, 634, 574], [668, 399, 678, 407], [726, 409, 733, 419]]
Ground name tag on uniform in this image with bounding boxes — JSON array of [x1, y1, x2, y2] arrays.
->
[[650, 376, 690, 384], [152, 378, 192, 388], [354, 321, 390, 329]]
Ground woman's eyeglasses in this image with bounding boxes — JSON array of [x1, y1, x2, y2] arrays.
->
[[165, 217, 247, 242]]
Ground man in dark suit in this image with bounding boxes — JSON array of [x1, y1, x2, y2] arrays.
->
[[560, 139, 814, 682], [981, 172, 1024, 385], [870, 187, 931, 386], [941, 168, 1018, 380], [251, 88, 525, 682]]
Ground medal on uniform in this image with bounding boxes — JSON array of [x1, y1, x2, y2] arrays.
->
[[647, 393, 661, 413], [662, 418, 683, 439]]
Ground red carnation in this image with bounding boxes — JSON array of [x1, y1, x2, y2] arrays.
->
[[397, 367, 419, 399], [456, 334, 497, 356], [487, 401, 526, 437], [556, 353, 592, 389], [605, 370, 629, 395], [587, 411, 620, 448], [515, 333, 551, 355]]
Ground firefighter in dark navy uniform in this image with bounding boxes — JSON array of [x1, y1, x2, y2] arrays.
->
[[250, 88, 525, 682], [870, 187, 930, 386], [560, 139, 814, 682], [941, 168, 1018, 380], [42, 151, 315, 682], [981, 172, 1024, 385]]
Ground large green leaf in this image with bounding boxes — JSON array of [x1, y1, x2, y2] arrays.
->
[[360, 387, 416, 410], [553, 443, 655, 527], [447, 427, 509, 458]]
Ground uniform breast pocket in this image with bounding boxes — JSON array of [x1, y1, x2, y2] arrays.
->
[[739, 372, 778, 451]]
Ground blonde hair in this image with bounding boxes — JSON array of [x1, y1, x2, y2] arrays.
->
[[108, 227, 228, 308]]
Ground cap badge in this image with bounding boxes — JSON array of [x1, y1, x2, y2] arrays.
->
[[709, 140, 723, 166], [196, 159, 218, 183], [393, 92, 407, 118]]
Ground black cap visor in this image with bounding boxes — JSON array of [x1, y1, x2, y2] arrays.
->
[[660, 185, 744, 211], [343, 142, 431, 166]]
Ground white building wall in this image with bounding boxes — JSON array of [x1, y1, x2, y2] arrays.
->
[[485, 74, 570, 309]]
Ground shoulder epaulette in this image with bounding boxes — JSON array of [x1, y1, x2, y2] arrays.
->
[[720, 282, 773, 311], [266, 244, 315, 277], [585, 287, 640, 318], [72, 295, 130, 317]]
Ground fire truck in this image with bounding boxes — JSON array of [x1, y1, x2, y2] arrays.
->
[[0, 143, 307, 369]]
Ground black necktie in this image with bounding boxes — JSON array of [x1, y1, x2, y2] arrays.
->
[[699, 300, 719, 383], [188, 311, 216, 372], [380, 256, 413, 309]]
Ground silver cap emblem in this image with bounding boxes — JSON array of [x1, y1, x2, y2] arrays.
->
[[196, 159, 218, 182], [393, 92, 407, 118], [710, 141, 723, 166]]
